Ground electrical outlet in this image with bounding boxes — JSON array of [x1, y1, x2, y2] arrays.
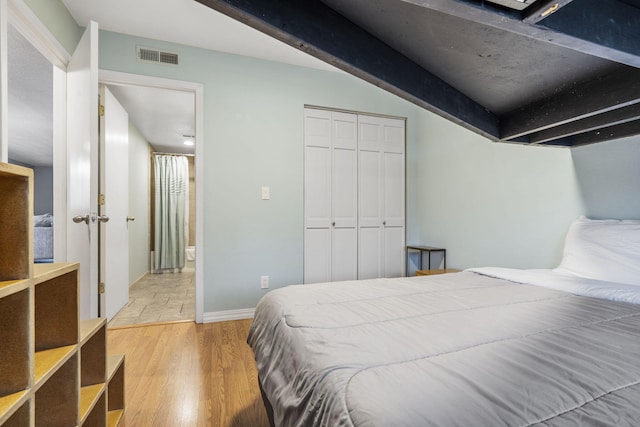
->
[[261, 275, 269, 289]]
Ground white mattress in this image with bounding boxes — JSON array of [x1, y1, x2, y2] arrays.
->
[[248, 271, 640, 426]]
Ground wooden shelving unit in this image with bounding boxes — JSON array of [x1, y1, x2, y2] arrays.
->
[[0, 162, 125, 426]]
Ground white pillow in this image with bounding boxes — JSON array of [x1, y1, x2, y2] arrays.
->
[[554, 216, 640, 287]]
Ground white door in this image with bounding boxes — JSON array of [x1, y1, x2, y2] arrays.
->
[[358, 115, 384, 279], [99, 85, 130, 320], [330, 112, 357, 281], [304, 108, 332, 283], [66, 22, 99, 320], [358, 115, 406, 279], [382, 118, 406, 277], [304, 108, 358, 283]]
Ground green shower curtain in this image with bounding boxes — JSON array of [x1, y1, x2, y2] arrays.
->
[[153, 154, 188, 271]]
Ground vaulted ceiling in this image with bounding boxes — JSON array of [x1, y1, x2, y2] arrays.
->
[[196, 0, 640, 147]]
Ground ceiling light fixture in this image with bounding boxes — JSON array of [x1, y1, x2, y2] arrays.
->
[[183, 134, 195, 146]]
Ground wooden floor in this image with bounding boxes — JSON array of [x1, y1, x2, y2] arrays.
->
[[107, 319, 270, 427]]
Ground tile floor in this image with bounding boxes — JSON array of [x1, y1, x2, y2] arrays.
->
[[108, 267, 195, 327]]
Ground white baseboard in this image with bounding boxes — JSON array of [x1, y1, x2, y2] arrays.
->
[[203, 308, 255, 323]]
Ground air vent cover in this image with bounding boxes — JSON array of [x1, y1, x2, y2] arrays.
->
[[137, 46, 180, 66]]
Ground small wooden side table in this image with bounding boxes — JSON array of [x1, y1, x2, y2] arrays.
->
[[415, 269, 461, 276], [406, 245, 446, 275]]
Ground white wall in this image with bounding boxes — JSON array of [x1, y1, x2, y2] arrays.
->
[[413, 111, 584, 270], [571, 136, 640, 220], [128, 121, 150, 285]]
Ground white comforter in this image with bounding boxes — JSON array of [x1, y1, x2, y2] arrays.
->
[[248, 270, 640, 426]]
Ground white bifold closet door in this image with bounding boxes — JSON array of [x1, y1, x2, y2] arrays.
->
[[358, 115, 405, 279], [304, 109, 358, 284], [304, 107, 404, 284]]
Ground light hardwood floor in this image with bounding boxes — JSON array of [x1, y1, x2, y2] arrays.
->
[[107, 319, 270, 427]]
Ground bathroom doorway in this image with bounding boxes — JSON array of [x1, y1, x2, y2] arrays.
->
[[100, 71, 203, 327]]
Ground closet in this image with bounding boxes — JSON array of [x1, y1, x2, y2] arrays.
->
[[303, 107, 405, 284]]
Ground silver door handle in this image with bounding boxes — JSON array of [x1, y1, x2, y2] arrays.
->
[[97, 215, 110, 223], [72, 214, 90, 224], [126, 216, 136, 222]]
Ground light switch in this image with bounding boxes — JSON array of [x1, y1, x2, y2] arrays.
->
[[261, 186, 270, 200]]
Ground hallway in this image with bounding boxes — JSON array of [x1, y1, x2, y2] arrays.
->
[[108, 268, 195, 327]]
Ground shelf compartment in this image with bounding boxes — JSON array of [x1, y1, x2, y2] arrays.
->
[[0, 391, 29, 426], [34, 345, 76, 386], [0, 163, 33, 281], [80, 383, 106, 426], [35, 354, 78, 427], [0, 288, 31, 398], [34, 268, 79, 352], [107, 354, 125, 423], [81, 319, 107, 386], [0, 278, 28, 300], [107, 409, 124, 427]]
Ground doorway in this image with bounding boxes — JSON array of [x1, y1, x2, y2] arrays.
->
[[99, 71, 204, 326], [6, 23, 56, 262]]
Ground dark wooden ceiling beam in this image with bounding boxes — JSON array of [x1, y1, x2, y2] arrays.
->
[[536, 0, 640, 59], [570, 119, 640, 147], [527, 104, 640, 145], [399, 0, 640, 68], [500, 69, 640, 140], [195, 0, 500, 139]]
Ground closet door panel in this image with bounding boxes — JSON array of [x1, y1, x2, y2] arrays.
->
[[358, 115, 383, 151], [332, 227, 357, 281], [304, 145, 331, 228], [304, 109, 332, 147], [383, 226, 405, 277], [332, 111, 357, 229], [332, 112, 357, 150], [304, 228, 331, 284], [383, 151, 405, 227], [358, 149, 382, 228], [358, 227, 382, 279], [382, 118, 405, 154]]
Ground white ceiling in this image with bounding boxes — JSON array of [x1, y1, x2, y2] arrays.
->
[[9, 0, 338, 167], [62, 0, 337, 73], [106, 84, 196, 155]]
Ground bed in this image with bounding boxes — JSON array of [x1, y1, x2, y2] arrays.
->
[[248, 217, 640, 426]]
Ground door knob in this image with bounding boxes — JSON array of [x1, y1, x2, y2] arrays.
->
[[126, 216, 136, 222], [72, 214, 90, 224], [383, 221, 386, 226], [97, 215, 110, 223]]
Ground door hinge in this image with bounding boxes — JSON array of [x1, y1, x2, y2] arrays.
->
[[98, 193, 105, 206], [99, 282, 105, 294], [98, 104, 105, 117]]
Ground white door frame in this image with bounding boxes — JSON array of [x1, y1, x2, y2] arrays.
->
[[99, 70, 205, 324]]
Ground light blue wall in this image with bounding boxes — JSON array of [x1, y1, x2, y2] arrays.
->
[[570, 136, 640, 220], [22, 0, 82, 55], [128, 121, 149, 285], [98, 30, 424, 312], [413, 112, 584, 270]]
